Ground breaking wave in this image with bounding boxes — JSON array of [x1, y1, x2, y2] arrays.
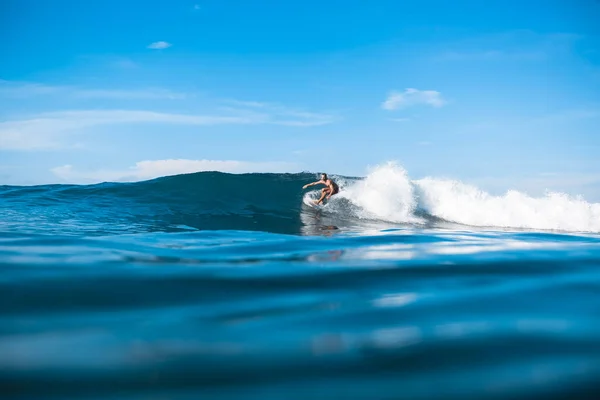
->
[[325, 163, 600, 233], [2, 163, 599, 235]]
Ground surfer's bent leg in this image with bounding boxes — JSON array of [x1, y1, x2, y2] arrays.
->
[[316, 188, 330, 205]]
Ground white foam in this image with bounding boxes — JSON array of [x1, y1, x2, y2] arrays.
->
[[338, 162, 600, 233], [339, 164, 423, 224]]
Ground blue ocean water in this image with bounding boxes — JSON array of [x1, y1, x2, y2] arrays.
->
[[2, 167, 600, 399]]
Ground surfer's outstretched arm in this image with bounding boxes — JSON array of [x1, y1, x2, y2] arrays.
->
[[303, 180, 324, 189]]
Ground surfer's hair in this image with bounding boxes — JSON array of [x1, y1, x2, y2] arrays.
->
[[321, 173, 328, 179]]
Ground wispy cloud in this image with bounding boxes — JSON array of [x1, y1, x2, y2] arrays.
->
[[112, 58, 138, 69], [51, 159, 298, 183], [433, 30, 582, 63], [1, 106, 336, 150], [528, 108, 600, 125], [221, 98, 338, 127], [224, 99, 270, 108], [0, 81, 337, 151], [389, 117, 410, 122], [382, 88, 446, 110], [0, 110, 252, 150], [0, 80, 62, 97], [0, 84, 338, 127], [147, 41, 172, 50], [461, 107, 600, 136], [436, 50, 545, 62], [73, 88, 188, 100], [0, 81, 187, 100]]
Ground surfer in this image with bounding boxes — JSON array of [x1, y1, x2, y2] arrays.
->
[[302, 173, 339, 205]]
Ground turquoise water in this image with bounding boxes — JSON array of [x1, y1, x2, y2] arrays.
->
[[2, 171, 600, 399]]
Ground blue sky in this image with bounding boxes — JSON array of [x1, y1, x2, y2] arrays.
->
[[1, 0, 599, 198]]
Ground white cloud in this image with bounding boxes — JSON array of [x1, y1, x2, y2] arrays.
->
[[0, 107, 336, 150], [51, 159, 298, 183], [382, 88, 446, 110], [147, 41, 172, 50]]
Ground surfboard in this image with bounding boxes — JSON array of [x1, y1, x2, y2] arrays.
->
[[304, 199, 324, 209], [302, 192, 327, 209]]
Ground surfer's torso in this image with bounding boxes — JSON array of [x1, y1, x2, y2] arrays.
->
[[326, 179, 339, 194]]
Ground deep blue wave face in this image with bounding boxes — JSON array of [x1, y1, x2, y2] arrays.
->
[[0, 172, 319, 235], [2, 172, 600, 400]]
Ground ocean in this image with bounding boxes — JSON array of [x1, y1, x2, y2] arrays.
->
[[2, 163, 600, 399]]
